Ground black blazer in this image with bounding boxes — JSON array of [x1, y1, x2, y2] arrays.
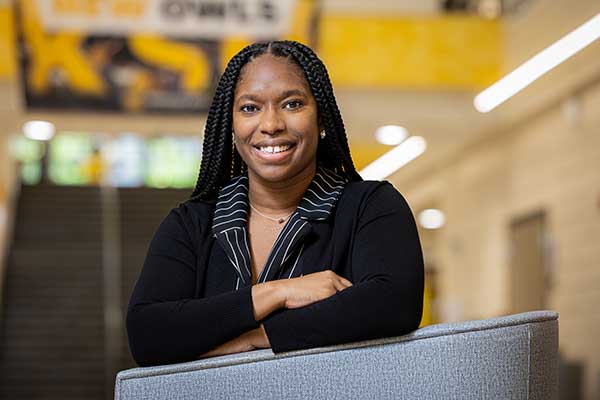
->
[[126, 170, 424, 367]]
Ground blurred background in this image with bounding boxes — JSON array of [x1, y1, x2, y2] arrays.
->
[[0, 0, 598, 399]]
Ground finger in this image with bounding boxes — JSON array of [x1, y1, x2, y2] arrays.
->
[[198, 348, 221, 359], [340, 277, 353, 287], [332, 279, 348, 292], [200, 339, 243, 358], [322, 270, 352, 288]]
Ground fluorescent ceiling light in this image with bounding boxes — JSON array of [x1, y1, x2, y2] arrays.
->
[[418, 209, 446, 229], [359, 136, 427, 181], [474, 12, 600, 113], [374, 125, 408, 145], [23, 120, 56, 141]]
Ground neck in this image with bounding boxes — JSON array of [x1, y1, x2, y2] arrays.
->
[[247, 164, 317, 215]]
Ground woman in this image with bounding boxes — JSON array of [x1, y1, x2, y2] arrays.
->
[[126, 40, 424, 367]]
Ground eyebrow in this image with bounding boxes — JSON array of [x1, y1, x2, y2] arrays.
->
[[278, 89, 308, 100], [236, 89, 308, 103]]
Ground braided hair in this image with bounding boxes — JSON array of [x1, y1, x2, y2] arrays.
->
[[190, 40, 361, 201]]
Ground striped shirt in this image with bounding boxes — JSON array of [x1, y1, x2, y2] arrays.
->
[[211, 166, 347, 289]]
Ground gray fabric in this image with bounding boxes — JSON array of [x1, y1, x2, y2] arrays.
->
[[115, 310, 558, 400], [528, 318, 559, 400]]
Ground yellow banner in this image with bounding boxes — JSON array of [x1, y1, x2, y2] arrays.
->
[[2, 1, 502, 89], [13, 0, 318, 112], [0, 4, 16, 80], [319, 14, 502, 89], [36, 0, 298, 39]]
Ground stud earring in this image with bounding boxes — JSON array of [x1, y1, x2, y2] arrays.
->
[[319, 130, 326, 139]]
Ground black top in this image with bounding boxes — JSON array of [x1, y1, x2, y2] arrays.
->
[[126, 168, 424, 367]]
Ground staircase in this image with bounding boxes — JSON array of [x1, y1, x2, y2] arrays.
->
[[118, 187, 188, 371], [0, 184, 188, 399]]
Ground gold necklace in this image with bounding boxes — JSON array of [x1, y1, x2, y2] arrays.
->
[[249, 202, 294, 224]]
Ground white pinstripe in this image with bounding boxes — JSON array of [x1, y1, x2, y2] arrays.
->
[[259, 217, 303, 283], [224, 231, 244, 283], [281, 221, 309, 264], [319, 169, 344, 185], [221, 176, 247, 193], [297, 206, 329, 214], [287, 243, 305, 279], [307, 188, 337, 201], [312, 180, 342, 198], [213, 209, 247, 220], [315, 173, 343, 191], [233, 229, 251, 277], [213, 217, 247, 229], [214, 200, 247, 214], [216, 191, 246, 206], [242, 228, 253, 276], [302, 197, 334, 208]]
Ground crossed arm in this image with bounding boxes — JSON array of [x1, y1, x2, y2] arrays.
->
[[127, 184, 423, 366], [198, 270, 355, 358]]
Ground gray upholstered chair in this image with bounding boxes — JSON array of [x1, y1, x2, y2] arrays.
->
[[114, 310, 558, 400]]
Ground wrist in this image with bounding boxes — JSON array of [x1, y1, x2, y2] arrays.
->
[[251, 280, 288, 321], [268, 280, 288, 309], [252, 324, 271, 349]]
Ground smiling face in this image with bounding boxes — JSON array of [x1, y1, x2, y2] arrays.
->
[[232, 54, 320, 184]]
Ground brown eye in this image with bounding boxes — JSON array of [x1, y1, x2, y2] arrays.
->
[[240, 104, 259, 113], [284, 100, 303, 110]]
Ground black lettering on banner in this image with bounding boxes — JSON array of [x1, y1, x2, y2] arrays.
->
[[229, 0, 248, 22], [161, 0, 186, 20], [197, 2, 226, 17], [260, 0, 275, 21], [160, 1, 278, 24]]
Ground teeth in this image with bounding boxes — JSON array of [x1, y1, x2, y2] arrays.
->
[[259, 145, 291, 154]]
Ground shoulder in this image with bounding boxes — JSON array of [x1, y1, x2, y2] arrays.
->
[[341, 179, 400, 197], [153, 198, 217, 243], [341, 180, 410, 209], [174, 198, 217, 224], [337, 180, 414, 222]]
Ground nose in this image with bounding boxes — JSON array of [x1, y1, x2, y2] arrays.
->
[[259, 105, 285, 136]]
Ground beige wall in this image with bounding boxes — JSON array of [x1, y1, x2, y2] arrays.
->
[[393, 3, 600, 398], [396, 77, 600, 400]]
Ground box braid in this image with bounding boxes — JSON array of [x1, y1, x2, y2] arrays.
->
[[190, 40, 362, 201]]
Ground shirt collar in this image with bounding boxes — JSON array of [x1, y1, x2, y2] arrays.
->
[[296, 167, 346, 221], [211, 174, 249, 235], [211, 166, 347, 236]]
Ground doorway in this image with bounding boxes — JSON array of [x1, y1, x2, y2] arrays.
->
[[509, 211, 550, 313]]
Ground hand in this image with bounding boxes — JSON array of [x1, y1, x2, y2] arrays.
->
[[277, 270, 353, 309], [197, 325, 270, 359], [250, 324, 271, 349]]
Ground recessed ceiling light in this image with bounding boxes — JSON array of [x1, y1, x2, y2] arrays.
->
[[23, 120, 55, 141], [374, 125, 409, 146], [359, 136, 427, 180], [418, 209, 445, 229]]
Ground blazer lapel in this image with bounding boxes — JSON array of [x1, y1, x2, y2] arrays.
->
[[259, 166, 347, 282], [212, 175, 252, 286], [257, 212, 313, 283], [211, 167, 347, 288]]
